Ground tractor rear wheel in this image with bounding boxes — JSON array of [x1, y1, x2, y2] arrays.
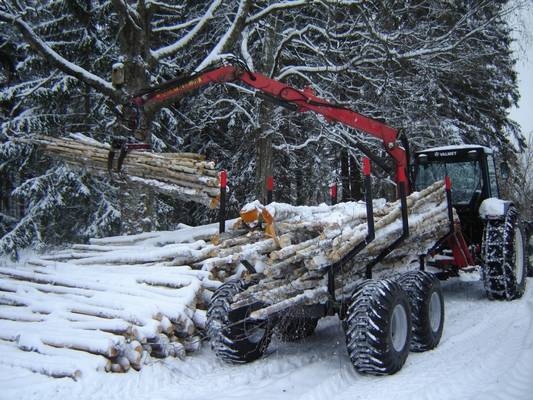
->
[[344, 279, 412, 375], [397, 271, 444, 352], [482, 207, 527, 300], [207, 280, 273, 364]]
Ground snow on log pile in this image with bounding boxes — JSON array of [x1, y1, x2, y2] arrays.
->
[[21, 134, 220, 207], [0, 223, 224, 379], [0, 181, 453, 379], [234, 181, 454, 319]]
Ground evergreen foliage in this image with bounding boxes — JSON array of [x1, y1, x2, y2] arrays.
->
[[0, 0, 526, 257]]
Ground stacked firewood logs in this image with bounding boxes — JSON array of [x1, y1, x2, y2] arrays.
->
[[21, 134, 220, 207], [0, 180, 453, 378], [0, 262, 209, 378], [233, 181, 453, 319]]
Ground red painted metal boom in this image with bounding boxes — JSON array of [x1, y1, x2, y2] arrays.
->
[[132, 64, 409, 190]]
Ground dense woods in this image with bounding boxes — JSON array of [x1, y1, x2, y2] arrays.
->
[[0, 0, 528, 257]]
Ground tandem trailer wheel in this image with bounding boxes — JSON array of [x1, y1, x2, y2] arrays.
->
[[397, 271, 444, 352], [207, 280, 273, 364], [344, 279, 412, 375]]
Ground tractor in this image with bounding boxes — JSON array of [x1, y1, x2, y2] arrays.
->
[[413, 144, 528, 300]]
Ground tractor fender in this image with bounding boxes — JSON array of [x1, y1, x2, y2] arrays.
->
[[479, 198, 513, 220]]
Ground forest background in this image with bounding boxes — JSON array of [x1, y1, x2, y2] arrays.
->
[[0, 0, 531, 258]]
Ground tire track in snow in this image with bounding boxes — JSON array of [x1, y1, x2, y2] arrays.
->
[[467, 298, 533, 400], [321, 280, 533, 400]]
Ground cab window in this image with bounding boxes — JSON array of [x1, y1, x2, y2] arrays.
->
[[486, 154, 499, 198], [415, 161, 482, 204]]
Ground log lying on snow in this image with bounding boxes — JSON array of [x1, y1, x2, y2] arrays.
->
[[0, 255, 208, 378], [20, 134, 220, 207], [0, 181, 453, 377], [0, 340, 83, 380]]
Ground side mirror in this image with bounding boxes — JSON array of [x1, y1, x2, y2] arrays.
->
[[417, 154, 429, 165]]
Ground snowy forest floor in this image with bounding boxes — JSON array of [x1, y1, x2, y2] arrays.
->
[[1, 275, 532, 400]]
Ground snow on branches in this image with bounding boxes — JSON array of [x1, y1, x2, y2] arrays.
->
[[0, 0, 525, 254]]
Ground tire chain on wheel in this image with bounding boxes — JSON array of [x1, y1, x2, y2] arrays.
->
[[482, 207, 527, 300], [207, 280, 272, 364], [344, 279, 412, 375], [397, 271, 444, 352]]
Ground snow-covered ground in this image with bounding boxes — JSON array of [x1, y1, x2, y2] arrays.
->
[[1, 277, 532, 400]]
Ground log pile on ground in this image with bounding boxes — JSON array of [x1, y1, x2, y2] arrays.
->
[[0, 180, 453, 379], [22, 134, 220, 207], [0, 223, 224, 379]]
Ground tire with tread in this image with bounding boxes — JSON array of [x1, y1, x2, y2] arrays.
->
[[207, 280, 272, 364], [526, 222, 532, 277], [397, 271, 444, 352], [482, 207, 527, 300], [344, 279, 412, 375]]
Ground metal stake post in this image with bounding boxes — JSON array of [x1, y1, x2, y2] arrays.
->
[[219, 170, 227, 234], [363, 158, 375, 242], [330, 183, 337, 205], [266, 175, 273, 204], [445, 176, 454, 231]]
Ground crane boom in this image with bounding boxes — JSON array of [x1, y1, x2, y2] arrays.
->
[[131, 62, 409, 190]]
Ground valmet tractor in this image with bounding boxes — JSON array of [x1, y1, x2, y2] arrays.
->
[[413, 145, 528, 300], [119, 59, 528, 375]]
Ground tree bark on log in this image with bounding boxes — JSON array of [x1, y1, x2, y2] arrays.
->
[[19, 135, 220, 207]]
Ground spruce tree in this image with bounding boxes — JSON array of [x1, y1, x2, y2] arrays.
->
[[0, 0, 525, 258]]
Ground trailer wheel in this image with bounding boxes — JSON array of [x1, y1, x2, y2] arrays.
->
[[482, 207, 527, 300], [207, 280, 272, 364], [344, 279, 412, 375], [276, 317, 319, 342], [397, 271, 444, 352]]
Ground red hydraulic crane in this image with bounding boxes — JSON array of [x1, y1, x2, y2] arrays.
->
[[126, 60, 409, 191]]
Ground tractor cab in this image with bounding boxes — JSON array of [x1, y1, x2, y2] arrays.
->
[[413, 145, 499, 245]]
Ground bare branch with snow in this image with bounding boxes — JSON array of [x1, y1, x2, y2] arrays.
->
[[151, 0, 223, 61], [0, 10, 118, 101]]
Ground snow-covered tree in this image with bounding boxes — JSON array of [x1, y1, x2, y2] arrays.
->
[[0, 0, 526, 257]]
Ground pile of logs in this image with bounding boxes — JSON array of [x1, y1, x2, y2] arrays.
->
[[0, 180, 453, 379], [22, 134, 220, 207], [233, 181, 453, 319], [0, 264, 208, 378], [0, 223, 224, 379]]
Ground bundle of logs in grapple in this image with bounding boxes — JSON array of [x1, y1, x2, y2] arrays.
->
[[23, 134, 220, 207]]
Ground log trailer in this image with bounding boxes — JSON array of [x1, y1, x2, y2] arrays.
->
[[122, 59, 528, 375]]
